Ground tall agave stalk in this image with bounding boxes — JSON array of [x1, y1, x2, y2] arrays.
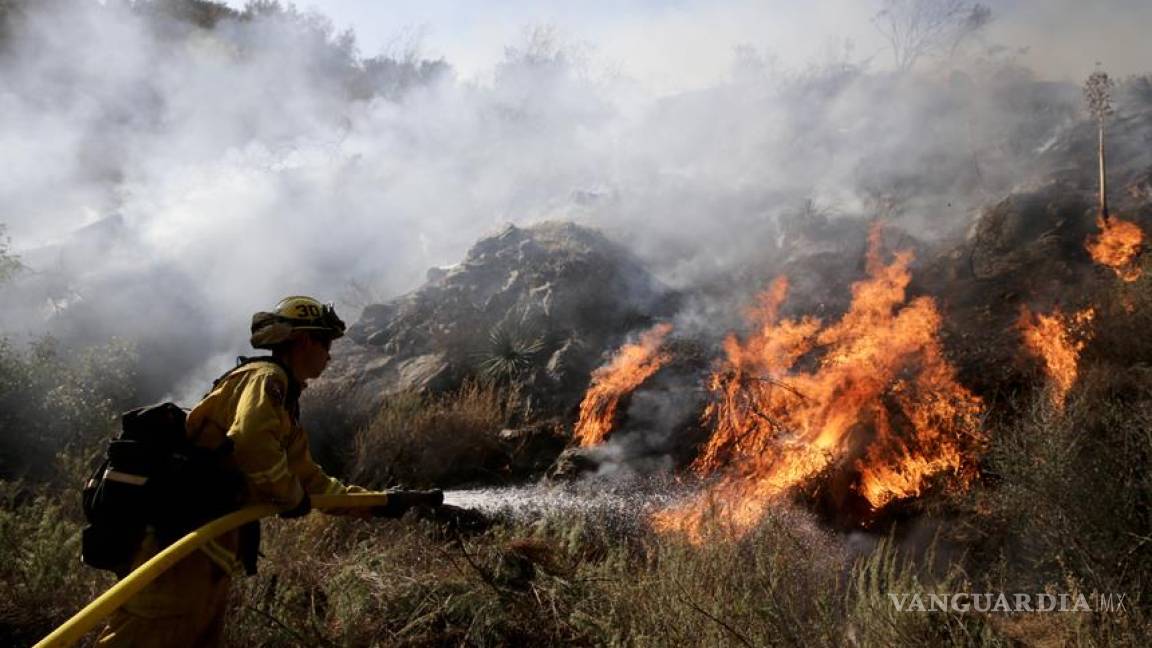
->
[[1084, 69, 1115, 220]]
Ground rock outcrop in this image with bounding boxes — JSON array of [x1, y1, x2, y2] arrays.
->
[[319, 221, 678, 418]]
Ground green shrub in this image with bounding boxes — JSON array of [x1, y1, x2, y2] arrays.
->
[[958, 362, 1152, 646], [848, 535, 1004, 647], [0, 481, 111, 646], [0, 336, 136, 482], [977, 366, 1152, 598]]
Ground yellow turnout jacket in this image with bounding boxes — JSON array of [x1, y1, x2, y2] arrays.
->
[[184, 359, 359, 575]]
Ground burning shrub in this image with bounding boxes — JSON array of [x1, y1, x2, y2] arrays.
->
[[573, 323, 673, 448], [1017, 306, 1095, 412], [1086, 215, 1145, 282], [655, 225, 985, 539]]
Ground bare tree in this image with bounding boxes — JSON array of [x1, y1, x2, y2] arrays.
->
[[948, 3, 991, 58], [0, 224, 21, 283], [1084, 67, 1115, 218], [873, 0, 992, 71]]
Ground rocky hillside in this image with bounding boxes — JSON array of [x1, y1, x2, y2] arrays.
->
[[318, 221, 678, 418]]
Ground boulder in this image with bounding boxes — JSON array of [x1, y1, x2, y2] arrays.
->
[[318, 221, 679, 418]]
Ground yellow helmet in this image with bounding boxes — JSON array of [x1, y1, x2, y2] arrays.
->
[[250, 296, 346, 349]]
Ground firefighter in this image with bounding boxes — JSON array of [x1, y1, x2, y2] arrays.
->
[[97, 296, 419, 647]]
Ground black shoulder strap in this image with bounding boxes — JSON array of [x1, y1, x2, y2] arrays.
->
[[209, 356, 302, 420]]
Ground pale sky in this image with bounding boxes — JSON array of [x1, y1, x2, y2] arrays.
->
[[218, 0, 1152, 92]]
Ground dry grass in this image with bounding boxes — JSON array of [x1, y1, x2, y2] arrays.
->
[[348, 381, 514, 489], [220, 504, 1076, 647], [5, 470, 1147, 647]]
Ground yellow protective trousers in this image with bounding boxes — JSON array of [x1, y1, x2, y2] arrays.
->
[[95, 534, 230, 648]]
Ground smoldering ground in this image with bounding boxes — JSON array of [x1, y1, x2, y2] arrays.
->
[[0, 0, 1148, 410]]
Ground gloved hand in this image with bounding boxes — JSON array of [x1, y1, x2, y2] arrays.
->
[[372, 489, 444, 518], [279, 492, 312, 519], [325, 484, 373, 518]]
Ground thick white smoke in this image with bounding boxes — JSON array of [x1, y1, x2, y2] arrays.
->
[[0, 0, 1147, 401]]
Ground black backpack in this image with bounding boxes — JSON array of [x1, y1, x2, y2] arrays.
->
[[81, 402, 243, 574]]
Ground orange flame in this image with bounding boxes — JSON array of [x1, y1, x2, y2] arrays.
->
[[1086, 215, 1144, 282], [573, 323, 673, 447], [1018, 306, 1095, 411], [653, 225, 983, 540]]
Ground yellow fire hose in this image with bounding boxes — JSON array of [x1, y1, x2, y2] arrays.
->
[[33, 492, 395, 648]]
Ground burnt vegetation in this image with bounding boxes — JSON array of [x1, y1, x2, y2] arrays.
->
[[1, 1, 1152, 646]]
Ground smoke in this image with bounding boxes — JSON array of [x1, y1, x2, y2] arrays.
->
[[585, 369, 706, 479], [0, 0, 1146, 402], [987, 0, 1152, 81]]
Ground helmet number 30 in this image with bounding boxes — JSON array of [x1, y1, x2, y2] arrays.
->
[[296, 304, 322, 319]]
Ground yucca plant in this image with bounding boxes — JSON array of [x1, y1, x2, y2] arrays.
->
[[476, 321, 546, 383]]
